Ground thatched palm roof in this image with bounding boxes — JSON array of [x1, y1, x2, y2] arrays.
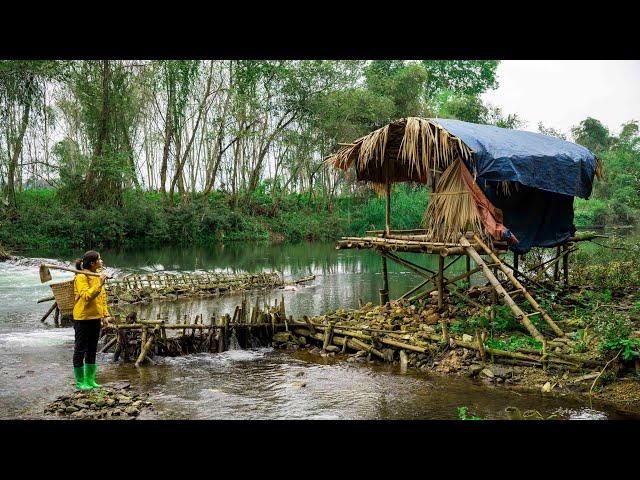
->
[[327, 117, 474, 187]]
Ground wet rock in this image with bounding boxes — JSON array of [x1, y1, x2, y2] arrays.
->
[[468, 364, 484, 377], [124, 406, 139, 416], [272, 332, 293, 344], [481, 368, 495, 379], [65, 406, 79, 413], [491, 366, 513, 380], [106, 398, 115, 407]]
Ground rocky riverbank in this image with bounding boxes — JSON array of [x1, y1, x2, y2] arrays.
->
[[44, 381, 153, 420], [271, 298, 640, 416]]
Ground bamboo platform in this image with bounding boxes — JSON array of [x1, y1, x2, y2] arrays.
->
[[335, 230, 605, 343]]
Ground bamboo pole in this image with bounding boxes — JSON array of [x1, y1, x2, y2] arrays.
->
[[553, 246, 561, 281], [476, 329, 485, 363], [100, 337, 117, 353], [407, 265, 484, 303], [385, 181, 391, 236], [381, 250, 438, 275], [39, 302, 57, 323], [437, 256, 444, 308], [460, 236, 544, 342], [380, 255, 389, 305], [472, 234, 566, 338], [135, 326, 158, 367], [562, 243, 569, 286]]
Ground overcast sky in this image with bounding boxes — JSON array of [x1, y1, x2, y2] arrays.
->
[[481, 60, 640, 136]]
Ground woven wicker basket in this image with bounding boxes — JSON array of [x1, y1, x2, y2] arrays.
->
[[50, 280, 76, 316]]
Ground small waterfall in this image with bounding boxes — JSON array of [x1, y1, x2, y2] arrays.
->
[[228, 327, 240, 350]]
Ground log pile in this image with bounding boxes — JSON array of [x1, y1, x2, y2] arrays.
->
[[273, 301, 600, 373]]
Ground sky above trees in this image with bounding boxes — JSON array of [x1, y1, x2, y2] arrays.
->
[[481, 61, 640, 136]]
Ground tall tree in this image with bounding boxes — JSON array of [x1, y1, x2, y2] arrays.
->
[[421, 60, 499, 109], [571, 117, 612, 154], [0, 60, 65, 211]]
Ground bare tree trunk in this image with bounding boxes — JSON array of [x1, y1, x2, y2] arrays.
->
[[5, 96, 31, 209], [160, 85, 174, 203]]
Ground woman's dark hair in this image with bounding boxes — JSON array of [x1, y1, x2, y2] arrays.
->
[[75, 250, 100, 271]]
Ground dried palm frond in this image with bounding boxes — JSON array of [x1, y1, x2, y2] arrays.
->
[[595, 156, 603, 181], [423, 158, 484, 243], [326, 117, 474, 190], [497, 180, 520, 196]]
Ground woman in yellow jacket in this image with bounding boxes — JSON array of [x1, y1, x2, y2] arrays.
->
[[72, 250, 110, 390]]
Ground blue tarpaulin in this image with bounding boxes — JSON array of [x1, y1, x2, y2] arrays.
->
[[433, 119, 598, 253]]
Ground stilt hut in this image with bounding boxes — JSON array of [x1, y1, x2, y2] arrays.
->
[[328, 117, 602, 343]]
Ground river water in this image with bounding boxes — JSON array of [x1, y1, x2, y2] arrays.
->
[[0, 242, 635, 420]]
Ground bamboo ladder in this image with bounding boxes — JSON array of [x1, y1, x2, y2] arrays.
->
[[459, 236, 566, 343]]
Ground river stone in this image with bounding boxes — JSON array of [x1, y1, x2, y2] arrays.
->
[[273, 332, 293, 344], [117, 395, 132, 405], [65, 405, 79, 413], [468, 364, 484, 377], [125, 406, 139, 416], [481, 368, 495, 378], [132, 400, 142, 408], [490, 366, 513, 379]]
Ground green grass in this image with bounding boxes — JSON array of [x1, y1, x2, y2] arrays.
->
[[0, 184, 430, 251]]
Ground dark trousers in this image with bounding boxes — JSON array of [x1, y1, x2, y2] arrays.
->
[[73, 319, 101, 368]]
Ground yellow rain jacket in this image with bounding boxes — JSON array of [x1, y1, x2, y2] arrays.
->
[[72, 269, 110, 320]]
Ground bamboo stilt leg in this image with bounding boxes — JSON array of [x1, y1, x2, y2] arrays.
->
[[562, 243, 569, 287], [380, 254, 389, 305], [437, 255, 444, 309], [385, 182, 391, 236]]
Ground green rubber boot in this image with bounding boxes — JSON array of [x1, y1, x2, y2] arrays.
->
[[73, 366, 92, 390], [84, 363, 102, 389]]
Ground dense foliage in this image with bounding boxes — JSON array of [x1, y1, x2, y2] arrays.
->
[[0, 60, 637, 251]]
